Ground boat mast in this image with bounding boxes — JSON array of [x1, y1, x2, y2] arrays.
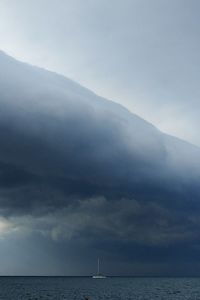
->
[[98, 258, 100, 274]]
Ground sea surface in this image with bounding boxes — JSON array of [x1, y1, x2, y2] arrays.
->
[[0, 276, 200, 300]]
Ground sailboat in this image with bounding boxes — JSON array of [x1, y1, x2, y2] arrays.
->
[[92, 258, 106, 278]]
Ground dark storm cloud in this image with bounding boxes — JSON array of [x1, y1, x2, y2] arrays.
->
[[0, 50, 200, 216], [1, 51, 200, 275]]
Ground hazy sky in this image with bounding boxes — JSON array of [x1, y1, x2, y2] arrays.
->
[[1, 0, 200, 145]]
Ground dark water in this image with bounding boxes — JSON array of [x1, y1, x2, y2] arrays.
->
[[0, 277, 200, 300]]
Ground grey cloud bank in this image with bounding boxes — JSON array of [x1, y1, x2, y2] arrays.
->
[[1, 0, 200, 146], [0, 51, 200, 275]]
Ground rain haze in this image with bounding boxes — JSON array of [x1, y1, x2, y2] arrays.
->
[[0, 0, 200, 276]]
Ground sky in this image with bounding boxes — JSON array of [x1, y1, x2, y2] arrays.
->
[[0, 0, 200, 146], [1, 50, 200, 276], [0, 1, 200, 276]]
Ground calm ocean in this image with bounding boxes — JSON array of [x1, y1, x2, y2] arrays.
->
[[0, 276, 199, 300]]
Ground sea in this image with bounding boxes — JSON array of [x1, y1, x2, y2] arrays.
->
[[0, 276, 200, 300]]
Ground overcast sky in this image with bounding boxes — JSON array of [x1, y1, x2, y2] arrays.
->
[[1, 1, 200, 276], [1, 40, 200, 276], [0, 0, 200, 146]]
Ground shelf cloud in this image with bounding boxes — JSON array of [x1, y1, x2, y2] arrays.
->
[[0, 51, 200, 275]]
